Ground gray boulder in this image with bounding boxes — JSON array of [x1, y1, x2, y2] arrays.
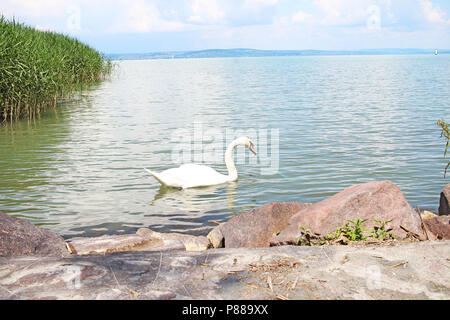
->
[[438, 183, 450, 215]]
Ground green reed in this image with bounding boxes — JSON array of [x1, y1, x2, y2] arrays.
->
[[0, 16, 112, 121], [437, 119, 449, 177]]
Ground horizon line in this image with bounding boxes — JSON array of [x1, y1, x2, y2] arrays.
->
[[107, 47, 448, 54], [105, 47, 449, 59]]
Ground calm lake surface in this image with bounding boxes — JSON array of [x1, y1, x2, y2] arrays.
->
[[1, 55, 449, 240]]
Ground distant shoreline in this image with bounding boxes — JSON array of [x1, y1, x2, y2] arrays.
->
[[106, 48, 450, 61]]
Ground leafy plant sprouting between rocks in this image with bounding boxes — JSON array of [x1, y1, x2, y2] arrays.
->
[[344, 218, 368, 241], [324, 218, 368, 244], [295, 226, 315, 246], [437, 119, 449, 178], [370, 219, 394, 240], [296, 218, 396, 246]]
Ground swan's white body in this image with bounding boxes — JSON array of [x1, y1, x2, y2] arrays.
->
[[145, 136, 256, 189], [145, 164, 231, 189]]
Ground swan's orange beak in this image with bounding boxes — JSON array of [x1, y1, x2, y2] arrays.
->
[[249, 142, 257, 155]]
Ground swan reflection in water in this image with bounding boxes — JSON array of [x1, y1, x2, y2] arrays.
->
[[149, 181, 238, 213]]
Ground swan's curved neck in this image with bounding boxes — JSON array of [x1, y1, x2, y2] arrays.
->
[[224, 140, 239, 181]]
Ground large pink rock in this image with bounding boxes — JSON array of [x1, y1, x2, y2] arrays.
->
[[271, 181, 426, 245], [438, 184, 450, 215], [209, 202, 311, 248], [0, 211, 68, 256], [423, 215, 450, 240]]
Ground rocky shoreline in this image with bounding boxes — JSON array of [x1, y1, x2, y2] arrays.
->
[[1, 180, 449, 300]]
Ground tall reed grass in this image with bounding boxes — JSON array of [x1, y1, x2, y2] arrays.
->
[[0, 16, 112, 121]]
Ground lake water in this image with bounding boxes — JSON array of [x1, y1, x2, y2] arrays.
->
[[0, 55, 449, 240]]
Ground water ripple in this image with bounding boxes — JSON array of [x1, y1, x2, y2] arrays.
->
[[0, 55, 449, 240]]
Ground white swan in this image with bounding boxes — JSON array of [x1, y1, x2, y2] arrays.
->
[[144, 136, 256, 189]]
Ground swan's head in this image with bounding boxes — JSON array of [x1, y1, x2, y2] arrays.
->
[[238, 136, 257, 155]]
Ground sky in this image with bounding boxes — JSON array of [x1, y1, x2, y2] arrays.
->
[[1, 0, 450, 54]]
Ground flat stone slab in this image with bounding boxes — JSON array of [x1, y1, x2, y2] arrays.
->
[[68, 228, 210, 255], [1, 240, 449, 300], [136, 228, 211, 252], [68, 234, 185, 255]]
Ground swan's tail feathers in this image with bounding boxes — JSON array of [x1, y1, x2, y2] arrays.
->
[[144, 168, 166, 186]]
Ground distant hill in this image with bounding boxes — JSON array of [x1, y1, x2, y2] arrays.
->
[[106, 48, 449, 60]]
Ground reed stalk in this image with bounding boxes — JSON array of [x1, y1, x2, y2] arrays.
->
[[0, 15, 112, 121], [437, 119, 449, 177]]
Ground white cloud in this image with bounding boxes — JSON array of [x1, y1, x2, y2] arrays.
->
[[291, 10, 315, 24], [34, 25, 53, 32], [111, 0, 187, 33], [311, 0, 450, 27], [0, 0, 95, 34], [313, 0, 372, 26], [0, 0, 67, 19], [419, 0, 450, 24], [385, 0, 396, 22], [188, 0, 224, 24], [244, 0, 278, 7], [2, 0, 449, 50], [287, 0, 376, 27]]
